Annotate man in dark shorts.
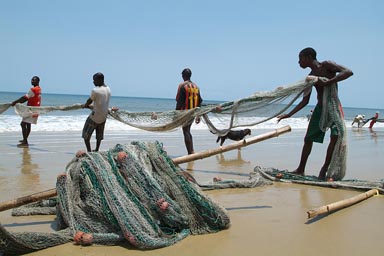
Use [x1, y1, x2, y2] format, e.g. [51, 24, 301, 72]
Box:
[278, 47, 353, 180]
[82, 72, 111, 152]
[175, 68, 203, 154]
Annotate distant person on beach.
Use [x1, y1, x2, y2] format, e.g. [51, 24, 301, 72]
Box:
[277, 47, 353, 180]
[11, 76, 42, 148]
[368, 111, 379, 128]
[176, 68, 203, 154]
[82, 72, 111, 152]
[351, 114, 365, 128]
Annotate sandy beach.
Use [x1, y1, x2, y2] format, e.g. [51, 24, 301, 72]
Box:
[0, 126, 383, 255]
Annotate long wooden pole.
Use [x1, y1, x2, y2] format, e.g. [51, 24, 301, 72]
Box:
[173, 125, 291, 164]
[0, 126, 291, 212]
[307, 189, 379, 219]
[0, 189, 57, 212]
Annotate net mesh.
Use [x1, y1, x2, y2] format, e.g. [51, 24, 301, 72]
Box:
[108, 78, 313, 135]
[1, 78, 352, 178]
[318, 78, 347, 180]
[6, 78, 315, 136]
[256, 166, 384, 194]
[1, 78, 349, 180]
[0, 141, 273, 254]
[0, 103, 11, 114]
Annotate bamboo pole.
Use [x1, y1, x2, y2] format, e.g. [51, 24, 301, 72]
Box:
[173, 125, 291, 164]
[307, 189, 379, 219]
[0, 126, 291, 212]
[0, 189, 57, 212]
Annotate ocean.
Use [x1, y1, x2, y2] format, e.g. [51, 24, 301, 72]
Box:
[0, 91, 383, 133]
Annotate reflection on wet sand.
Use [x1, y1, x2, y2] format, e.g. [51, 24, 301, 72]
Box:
[369, 128, 378, 143]
[216, 150, 251, 167]
[186, 161, 194, 171]
[18, 147, 40, 189]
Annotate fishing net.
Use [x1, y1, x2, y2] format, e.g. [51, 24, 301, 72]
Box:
[0, 103, 11, 114]
[256, 166, 384, 194]
[3, 77, 352, 176]
[107, 78, 315, 135]
[3, 78, 316, 136]
[0, 141, 273, 254]
[1, 77, 350, 180]
[13, 103, 83, 118]
[11, 199, 57, 216]
[318, 78, 347, 180]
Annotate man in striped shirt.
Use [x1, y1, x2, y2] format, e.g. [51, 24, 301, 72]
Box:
[175, 68, 203, 154]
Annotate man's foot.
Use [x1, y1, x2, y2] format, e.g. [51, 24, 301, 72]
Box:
[19, 140, 24, 143]
[318, 167, 327, 181]
[318, 175, 326, 181]
[289, 170, 304, 176]
[17, 142, 29, 148]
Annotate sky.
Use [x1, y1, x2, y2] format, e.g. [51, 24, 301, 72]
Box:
[1, 0, 383, 109]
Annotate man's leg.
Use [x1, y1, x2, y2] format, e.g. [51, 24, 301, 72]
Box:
[318, 135, 338, 180]
[25, 123, 31, 142]
[94, 122, 105, 152]
[84, 138, 92, 152]
[18, 121, 29, 146]
[95, 139, 101, 152]
[182, 124, 194, 154]
[293, 140, 313, 175]
[82, 117, 95, 152]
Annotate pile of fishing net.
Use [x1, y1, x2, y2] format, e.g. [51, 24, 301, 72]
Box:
[0, 141, 271, 255]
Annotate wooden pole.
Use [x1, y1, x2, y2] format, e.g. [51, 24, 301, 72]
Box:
[173, 125, 291, 164]
[0, 189, 57, 212]
[307, 189, 379, 219]
[0, 126, 291, 212]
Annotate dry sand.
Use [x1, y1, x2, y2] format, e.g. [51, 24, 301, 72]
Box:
[0, 127, 383, 255]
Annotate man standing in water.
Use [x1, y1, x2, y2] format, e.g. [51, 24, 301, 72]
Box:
[368, 111, 379, 129]
[278, 48, 353, 180]
[12, 76, 42, 148]
[176, 68, 203, 154]
[82, 72, 111, 152]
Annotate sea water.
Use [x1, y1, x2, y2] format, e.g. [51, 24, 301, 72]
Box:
[0, 91, 383, 133]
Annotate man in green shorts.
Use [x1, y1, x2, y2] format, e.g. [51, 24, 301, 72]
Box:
[278, 47, 353, 180]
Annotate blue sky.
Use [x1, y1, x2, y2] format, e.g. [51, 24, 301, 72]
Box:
[1, 0, 383, 108]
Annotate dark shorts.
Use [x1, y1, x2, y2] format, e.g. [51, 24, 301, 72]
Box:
[305, 105, 339, 143]
[82, 116, 105, 141]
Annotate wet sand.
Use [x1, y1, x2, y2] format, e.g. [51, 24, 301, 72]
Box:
[0, 127, 383, 255]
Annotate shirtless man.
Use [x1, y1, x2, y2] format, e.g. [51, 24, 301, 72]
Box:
[278, 47, 353, 180]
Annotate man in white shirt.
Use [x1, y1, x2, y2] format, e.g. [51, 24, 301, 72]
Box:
[351, 114, 365, 128]
[82, 72, 111, 152]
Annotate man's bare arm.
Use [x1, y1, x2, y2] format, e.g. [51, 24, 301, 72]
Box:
[277, 94, 310, 122]
[317, 61, 353, 86]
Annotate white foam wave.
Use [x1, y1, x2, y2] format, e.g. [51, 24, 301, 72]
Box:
[0, 114, 382, 133]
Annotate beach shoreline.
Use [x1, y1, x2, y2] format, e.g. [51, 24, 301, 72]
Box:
[0, 127, 383, 255]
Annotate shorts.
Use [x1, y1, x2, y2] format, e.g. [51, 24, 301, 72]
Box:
[82, 116, 106, 141]
[22, 116, 38, 124]
[305, 105, 339, 143]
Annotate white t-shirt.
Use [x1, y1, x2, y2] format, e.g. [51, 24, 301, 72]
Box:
[89, 85, 111, 124]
